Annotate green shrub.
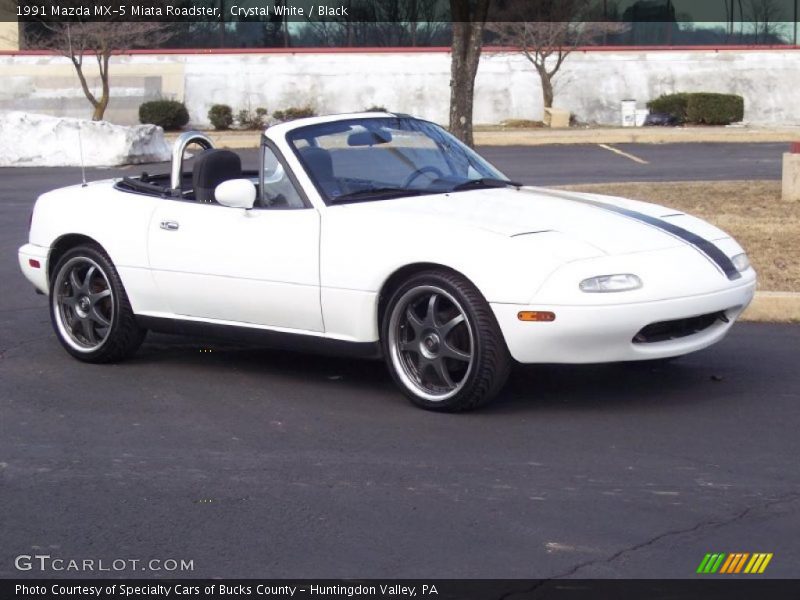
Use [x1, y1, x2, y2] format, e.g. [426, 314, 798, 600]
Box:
[208, 104, 234, 130]
[272, 106, 316, 122]
[646, 93, 690, 123]
[365, 105, 388, 112]
[647, 92, 744, 126]
[138, 100, 189, 130]
[686, 93, 744, 125]
[237, 106, 268, 130]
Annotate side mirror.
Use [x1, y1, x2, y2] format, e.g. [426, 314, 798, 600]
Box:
[215, 179, 256, 209]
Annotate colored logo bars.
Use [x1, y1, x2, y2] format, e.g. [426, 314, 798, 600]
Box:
[697, 553, 773, 574]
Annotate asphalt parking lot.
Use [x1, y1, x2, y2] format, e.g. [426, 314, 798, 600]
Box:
[481, 142, 786, 185]
[0, 141, 787, 192]
[1, 143, 799, 579]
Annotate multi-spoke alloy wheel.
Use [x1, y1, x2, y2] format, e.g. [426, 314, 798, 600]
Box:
[53, 256, 114, 352]
[389, 285, 474, 402]
[50, 245, 146, 363]
[382, 270, 512, 412]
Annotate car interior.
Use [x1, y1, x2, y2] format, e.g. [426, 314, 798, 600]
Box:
[115, 145, 304, 209]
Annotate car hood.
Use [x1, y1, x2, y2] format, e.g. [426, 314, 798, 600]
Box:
[344, 186, 729, 256]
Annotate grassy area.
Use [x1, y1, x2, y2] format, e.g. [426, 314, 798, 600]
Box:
[558, 180, 799, 292]
[498, 119, 545, 129]
[171, 127, 800, 149]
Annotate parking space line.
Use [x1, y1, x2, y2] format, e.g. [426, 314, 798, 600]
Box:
[598, 143, 650, 165]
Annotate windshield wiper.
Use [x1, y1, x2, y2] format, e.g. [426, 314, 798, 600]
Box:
[451, 178, 522, 192]
[329, 187, 427, 204]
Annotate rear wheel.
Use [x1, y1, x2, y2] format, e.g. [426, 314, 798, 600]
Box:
[50, 245, 146, 363]
[382, 270, 511, 412]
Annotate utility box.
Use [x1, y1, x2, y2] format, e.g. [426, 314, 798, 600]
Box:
[543, 107, 570, 129]
[783, 143, 800, 202]
[621, 99, 637, 127]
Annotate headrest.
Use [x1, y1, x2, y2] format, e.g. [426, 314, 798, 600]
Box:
[192, 149, 243, 203]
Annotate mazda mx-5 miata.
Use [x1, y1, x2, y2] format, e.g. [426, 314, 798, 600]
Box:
[18, 113, 756, 411]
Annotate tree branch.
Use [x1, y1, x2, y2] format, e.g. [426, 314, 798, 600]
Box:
[24, 20, 175, 120]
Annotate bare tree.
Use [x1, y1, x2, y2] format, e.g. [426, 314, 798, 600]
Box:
[449, 0, 491, 147]
[409, 1, 450, 46]
[298, 2, 448, 48]
[27, 21, 173, 121]
[745, 0, 785, 43]
[487, 1, 625, 111]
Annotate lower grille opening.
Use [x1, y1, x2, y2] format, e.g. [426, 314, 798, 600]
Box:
[632, 311, 727, 344]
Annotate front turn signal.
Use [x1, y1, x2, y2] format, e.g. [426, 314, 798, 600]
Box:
[517, 311, 556, 322]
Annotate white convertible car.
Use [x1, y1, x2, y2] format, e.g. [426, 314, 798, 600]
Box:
[18, 113, 756, 411]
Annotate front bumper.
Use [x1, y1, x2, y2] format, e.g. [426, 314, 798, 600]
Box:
[18, 243, 49, 295]
[491, 278, 756, 364]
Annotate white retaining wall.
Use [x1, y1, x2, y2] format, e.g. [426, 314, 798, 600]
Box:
[1, 48, 798, 126]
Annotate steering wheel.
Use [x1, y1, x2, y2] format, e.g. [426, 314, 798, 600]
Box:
[403, 166, 445, 188]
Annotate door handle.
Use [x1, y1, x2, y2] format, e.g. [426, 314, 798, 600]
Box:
[160, 221, 180, 231]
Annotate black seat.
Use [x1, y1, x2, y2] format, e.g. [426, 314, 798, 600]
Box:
[192, 149, 242, 203]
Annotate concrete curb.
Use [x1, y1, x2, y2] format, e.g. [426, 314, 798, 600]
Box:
[473, 127, 800, 146]
[166, 131, 256, 149]
[168, 126, 800, 149]
[741, 292, 800, 323]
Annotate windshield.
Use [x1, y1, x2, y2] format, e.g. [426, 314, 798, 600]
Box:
[286, 117, 512, 205]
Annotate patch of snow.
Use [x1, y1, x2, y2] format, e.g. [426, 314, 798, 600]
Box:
[0, 111, 171, 167]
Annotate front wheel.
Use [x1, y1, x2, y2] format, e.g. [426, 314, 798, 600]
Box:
[50, 245, 146, 363]
[382, 270, 511, 412]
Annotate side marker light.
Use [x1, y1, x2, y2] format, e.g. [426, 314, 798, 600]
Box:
[518, 311, 556, 322]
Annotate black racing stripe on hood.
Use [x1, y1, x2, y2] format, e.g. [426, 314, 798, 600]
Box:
[534, 189, 741, 281]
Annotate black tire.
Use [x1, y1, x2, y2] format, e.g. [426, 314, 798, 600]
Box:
[49, 244, 146, 363]
[381, 269, 511, 412]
